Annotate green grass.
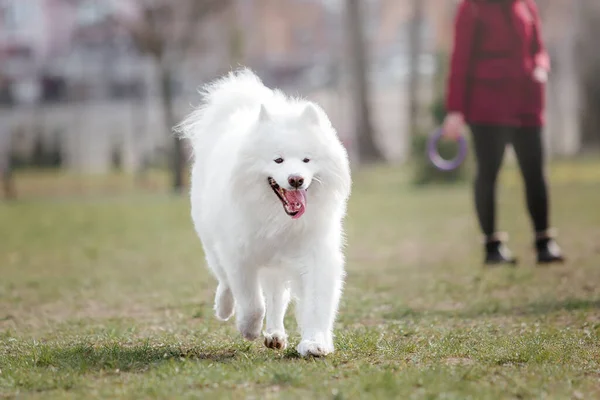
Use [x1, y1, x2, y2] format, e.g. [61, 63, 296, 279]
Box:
[1, 159, 600, 399]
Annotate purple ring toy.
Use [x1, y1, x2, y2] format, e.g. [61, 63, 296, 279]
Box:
[427, 127, 468, 171]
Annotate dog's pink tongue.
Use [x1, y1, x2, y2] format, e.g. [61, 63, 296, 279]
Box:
[284, 189, 307, 219]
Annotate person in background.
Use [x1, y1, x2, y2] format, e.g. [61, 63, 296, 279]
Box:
[443, 0, 565, 266]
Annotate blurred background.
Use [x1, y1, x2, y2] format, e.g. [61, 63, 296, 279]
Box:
[0, 0, 598, 196]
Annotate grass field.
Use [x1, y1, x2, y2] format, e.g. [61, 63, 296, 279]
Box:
[1, 159, 600, 399]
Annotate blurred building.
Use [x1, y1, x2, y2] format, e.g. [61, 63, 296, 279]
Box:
[0, 0, 587, 174]
[0, 0, 72, 105]
[0, 0, 158, 172]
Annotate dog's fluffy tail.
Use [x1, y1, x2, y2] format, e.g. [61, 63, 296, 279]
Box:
[174, 68, 272, 153]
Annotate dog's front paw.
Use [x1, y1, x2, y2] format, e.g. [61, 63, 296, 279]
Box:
[297, 340, 333, 357]
[263, 331, 287, 350]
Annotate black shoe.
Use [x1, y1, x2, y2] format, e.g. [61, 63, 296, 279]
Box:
[484, 237, 518, 266]
[536, 237, 565, 264]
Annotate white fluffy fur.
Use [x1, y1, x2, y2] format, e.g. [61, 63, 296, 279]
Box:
[176, 69, 351, 357]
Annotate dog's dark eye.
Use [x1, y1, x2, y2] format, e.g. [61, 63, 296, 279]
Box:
[274, 158, 284, 164]
[303, 158, 310, 163]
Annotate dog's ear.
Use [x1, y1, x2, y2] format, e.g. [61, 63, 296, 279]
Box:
[258, 104, 271, 122]
[300, 104, 320, 126]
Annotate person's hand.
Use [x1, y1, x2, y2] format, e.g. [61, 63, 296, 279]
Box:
[533, 66, 548, 83]
[442, 112, 465, 141]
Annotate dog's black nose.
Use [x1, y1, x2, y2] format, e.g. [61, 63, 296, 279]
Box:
[288, 175, 304, 188]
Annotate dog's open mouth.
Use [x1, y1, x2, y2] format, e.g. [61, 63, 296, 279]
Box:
[268, 177, 306, 219]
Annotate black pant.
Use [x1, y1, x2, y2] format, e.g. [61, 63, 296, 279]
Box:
[470, 125, 549, 237]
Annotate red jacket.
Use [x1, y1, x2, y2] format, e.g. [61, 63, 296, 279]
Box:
[446, 0, 550, 127]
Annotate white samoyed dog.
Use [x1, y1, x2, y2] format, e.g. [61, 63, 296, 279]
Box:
[176, 69, 351, 357]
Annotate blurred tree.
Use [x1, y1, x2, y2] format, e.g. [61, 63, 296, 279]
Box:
[407, 0, 424, 139]
[577, 0, 600, 151]
[0, 129, 15, 200]
[121, 0, 231, 192]
[227, 5, 244, 66]
[345, 0, 384, 163]
[0, 68, 15, 200]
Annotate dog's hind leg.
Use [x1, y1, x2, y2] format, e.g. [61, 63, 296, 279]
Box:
[261, 271, 290, 350]
[205, 250, 235, 321]
[214, 282, 235, 321]
[225, 263, 265, 341]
